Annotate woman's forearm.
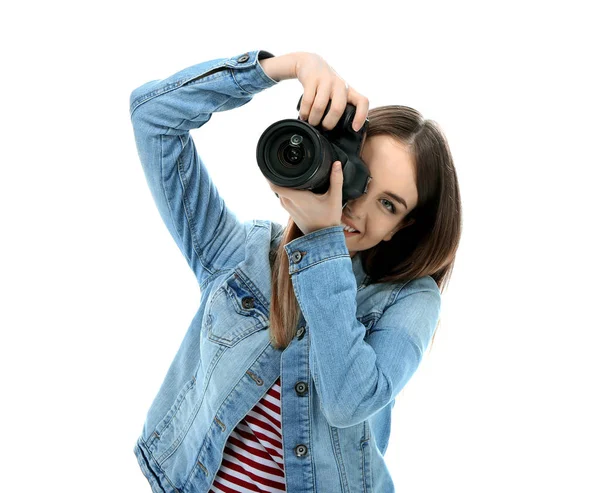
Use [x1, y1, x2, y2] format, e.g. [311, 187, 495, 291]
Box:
[259, 52, 304, 82]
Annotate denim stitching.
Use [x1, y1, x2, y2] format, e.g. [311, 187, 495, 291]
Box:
[199, 269, 231, 292]
[130, 79, 185, 117]
[290, 254, 350, 274]
[175, 134, 213, 278]
[230, 68, 250, 95]
[130, 66, 230, 116]
[157, 134, 198, 274]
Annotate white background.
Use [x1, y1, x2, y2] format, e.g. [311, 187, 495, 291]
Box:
[1, 1, 598, 491]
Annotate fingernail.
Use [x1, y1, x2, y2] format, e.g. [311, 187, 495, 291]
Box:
[353, 122, 361, 132]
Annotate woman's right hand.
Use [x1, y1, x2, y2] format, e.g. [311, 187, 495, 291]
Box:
[294, 52, 369, 133]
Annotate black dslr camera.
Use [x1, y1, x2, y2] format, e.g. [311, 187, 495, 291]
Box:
[256, 95, 371, 209]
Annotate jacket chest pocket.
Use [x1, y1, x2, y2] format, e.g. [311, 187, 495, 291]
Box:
[205, 272, 267, 347]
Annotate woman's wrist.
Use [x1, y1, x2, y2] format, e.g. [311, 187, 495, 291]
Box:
[259, 52, 304, 82]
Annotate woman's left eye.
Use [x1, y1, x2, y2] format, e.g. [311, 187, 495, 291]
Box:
[381, 198, 396, 213]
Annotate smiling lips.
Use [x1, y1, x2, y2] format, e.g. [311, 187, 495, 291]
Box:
[341, 215, 361, 233]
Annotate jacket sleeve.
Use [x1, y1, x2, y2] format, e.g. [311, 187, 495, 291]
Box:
[283, 225, 442, 428]
[129, 49, 278, 290]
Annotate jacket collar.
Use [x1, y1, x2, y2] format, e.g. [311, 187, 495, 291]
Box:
[352, 252, 370, 290]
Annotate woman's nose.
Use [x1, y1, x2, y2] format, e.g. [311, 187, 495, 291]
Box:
[344, 200, 366, 219]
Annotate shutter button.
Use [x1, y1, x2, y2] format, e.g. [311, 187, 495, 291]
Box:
[237, 54, 249, 63]
[294, 444, 308, 457]
[296, 326, 305, 340]
[291, 251, 303, 263]
[241, 297, 255, 309]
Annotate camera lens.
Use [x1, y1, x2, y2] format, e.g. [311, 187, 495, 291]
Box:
[256, 119, 333, 188]
[282, 145, 303, 164]
[279, 134, 306, 167]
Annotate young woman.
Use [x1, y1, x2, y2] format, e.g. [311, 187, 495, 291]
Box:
[130, 49, 461, 493]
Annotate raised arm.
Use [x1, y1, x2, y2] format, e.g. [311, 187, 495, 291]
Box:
[129, 50, 281, 289]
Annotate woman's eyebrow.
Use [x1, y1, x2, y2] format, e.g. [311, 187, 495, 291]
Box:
[364, 161, 408, 209]
[385, 191, 407, 209]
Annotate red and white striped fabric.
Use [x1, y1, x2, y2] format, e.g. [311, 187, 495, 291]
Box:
[209, 376, 287, 492]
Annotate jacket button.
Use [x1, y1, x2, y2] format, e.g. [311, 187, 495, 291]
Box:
[237, 54, 249, 63]
[291, 251, 303, 263]
[295, 381, 308, 396]
[296, 326, 305, 340]
[241, 297, 255, 309]
[294, 444, 308, 457]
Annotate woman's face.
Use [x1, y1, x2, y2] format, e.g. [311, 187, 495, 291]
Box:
[341, 134, 418, 258]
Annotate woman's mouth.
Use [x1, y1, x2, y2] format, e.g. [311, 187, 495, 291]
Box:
[341, 215, 361, 236]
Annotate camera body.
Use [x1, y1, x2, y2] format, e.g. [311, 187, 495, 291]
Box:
[256, 94, 371, 209]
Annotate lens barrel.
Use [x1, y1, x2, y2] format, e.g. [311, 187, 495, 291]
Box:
[256, 119, 335, 193]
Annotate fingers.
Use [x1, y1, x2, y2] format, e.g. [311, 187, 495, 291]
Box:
[348, 87, 369, 131]
[267, 179, 298, 200]
[297, 62, 368, 132]
[298, 84, 316, 122]
[321, 81, 348, 131]
[307, 83, 332, 127]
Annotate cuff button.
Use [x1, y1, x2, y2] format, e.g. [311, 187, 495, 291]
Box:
[237, 54, 249, 63]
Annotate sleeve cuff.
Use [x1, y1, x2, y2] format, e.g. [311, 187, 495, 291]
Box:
[225, 49, 279, 93]
[283, 225, 349, 274]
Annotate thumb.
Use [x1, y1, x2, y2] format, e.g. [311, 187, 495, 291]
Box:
[332, 161, 343, 181]
[329, 160, 343, 197]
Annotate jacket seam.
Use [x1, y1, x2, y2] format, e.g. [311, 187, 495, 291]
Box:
[131, 79, 186, 117]
[185, 68, 229, 87]
[327, 426, 351, 491]
[286, 226, 344, 246]
[234, 269, 269, 315]
[175, 134, 214, 278]
[130, 66, 230, 117]
[395, 285, 438, 303]
[138, 436, 180, 493]
[156, 134, 198, 276]
[290, 253, 350, 274]
[230, 69, 251, 95]
[199, 268, 231, 292]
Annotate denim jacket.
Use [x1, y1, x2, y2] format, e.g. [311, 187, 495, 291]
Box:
[129, 49, 441, 493]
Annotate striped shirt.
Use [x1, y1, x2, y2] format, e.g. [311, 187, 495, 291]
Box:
[209, 377, 286, 492]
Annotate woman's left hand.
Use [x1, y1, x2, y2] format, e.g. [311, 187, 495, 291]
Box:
[267, 161, 344, 235]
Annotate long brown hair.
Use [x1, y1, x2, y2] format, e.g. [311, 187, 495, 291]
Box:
[268, 105, 462, 351]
